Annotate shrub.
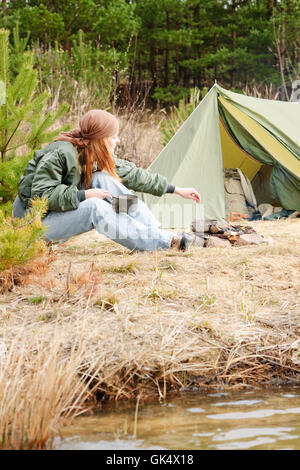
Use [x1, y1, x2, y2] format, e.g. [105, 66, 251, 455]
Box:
[0, 197, 48, 272]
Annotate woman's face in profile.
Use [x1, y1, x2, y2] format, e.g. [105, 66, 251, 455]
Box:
[107, 134, 120, 153]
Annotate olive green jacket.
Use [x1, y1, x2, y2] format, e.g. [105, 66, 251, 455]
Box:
[18, 140, 170, 212]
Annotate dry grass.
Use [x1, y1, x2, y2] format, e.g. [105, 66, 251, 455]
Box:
[0, 252, 52, 293]
[243, 82, 281, 100]
[0, 218, 300, 448]
[0, 329, 101, 449]
[116, 106, 164, 168]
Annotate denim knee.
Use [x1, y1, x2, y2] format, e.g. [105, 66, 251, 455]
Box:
[82, 196, 107, 214]
[12, 196, 26, 218]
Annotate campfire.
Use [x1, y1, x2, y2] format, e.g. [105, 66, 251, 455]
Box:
[191, 220, 265, 247]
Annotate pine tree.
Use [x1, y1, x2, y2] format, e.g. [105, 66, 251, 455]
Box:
[0, 28, 70, 163]
[10, 21, 31, 75]
[0, 27, 70, 210]
[0, 28, 61, 275]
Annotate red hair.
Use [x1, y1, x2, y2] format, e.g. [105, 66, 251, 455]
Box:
[78, 137, 120, 189]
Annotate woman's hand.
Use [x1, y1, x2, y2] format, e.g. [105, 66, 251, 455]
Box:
[174, 187, 200, 203]
[85, 188, 111, 200]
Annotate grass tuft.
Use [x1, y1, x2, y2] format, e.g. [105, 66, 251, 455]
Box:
[28, 296, 44, 305]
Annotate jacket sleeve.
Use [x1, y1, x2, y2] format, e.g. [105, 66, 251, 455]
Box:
[114, 157, 169, 197]
[30, 149, 82, 212]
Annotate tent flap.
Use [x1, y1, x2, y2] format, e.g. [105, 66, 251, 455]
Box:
[145, 85, 226, 227]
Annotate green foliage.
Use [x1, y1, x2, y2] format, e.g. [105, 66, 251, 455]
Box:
[0, 28, 70, 163]
[0, 27, 70, 211]
[0, 197, 48, 272]
[161, 87, 208, 146]
[28, 296, 44, 304]
[10, 4, 65, 44]
[4, 0, 139, 49]
[9, 21, 31, 75]
[33, 30, 127, 111]
[92, 0, 141, 47]
[152, 86, 190, 106]
[0, 152, 33, 210]
[2, 1, 300, 105]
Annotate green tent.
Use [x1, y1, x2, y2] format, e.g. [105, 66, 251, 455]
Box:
[144, 84, 300, 228]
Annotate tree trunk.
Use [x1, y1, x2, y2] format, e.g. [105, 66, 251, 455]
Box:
[164, 11, 169, 88]
[2, 0, 7, 25]
[272, 4, 289, 100]
[175, 20, 179, 85]
[149, 21, 157, 92]
[183, 14, 190, 89]
[130, 35, 138, 102]
[231, 0, 237, 88]
[65, 30, 71, 54]
[213, 1, 218, 81]
[138, 48, 142, 86]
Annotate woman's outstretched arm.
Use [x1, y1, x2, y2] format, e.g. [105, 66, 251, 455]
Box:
[114, 156, 200, 202]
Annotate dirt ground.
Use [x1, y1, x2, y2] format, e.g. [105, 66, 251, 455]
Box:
[1, 218, 300, 398]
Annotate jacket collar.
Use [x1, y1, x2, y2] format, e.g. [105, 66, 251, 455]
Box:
[34, 140, 77, 159]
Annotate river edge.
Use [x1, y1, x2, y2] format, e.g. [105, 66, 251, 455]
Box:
[0, 219, 300, 448]
[55, 385, 300, 450]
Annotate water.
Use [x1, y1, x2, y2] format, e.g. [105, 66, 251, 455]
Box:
[55, 387, 300, 450]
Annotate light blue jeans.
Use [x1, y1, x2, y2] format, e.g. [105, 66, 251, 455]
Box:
[13, 171, 174, 252]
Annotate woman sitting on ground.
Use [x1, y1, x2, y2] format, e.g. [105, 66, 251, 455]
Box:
[13, 109, 200, 252]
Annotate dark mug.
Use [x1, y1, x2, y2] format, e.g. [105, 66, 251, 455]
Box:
[112, 194, 138, 214]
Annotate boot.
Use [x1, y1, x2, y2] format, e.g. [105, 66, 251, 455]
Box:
[171, 233, 204, 251]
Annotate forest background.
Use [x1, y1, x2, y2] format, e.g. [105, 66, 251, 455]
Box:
[1, 0, 300, 108]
